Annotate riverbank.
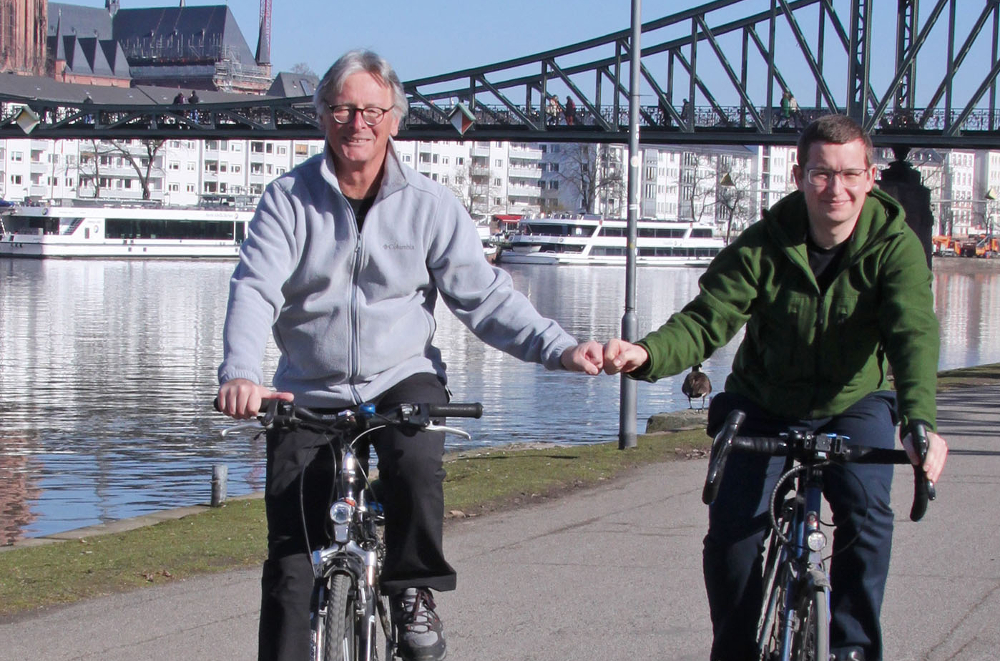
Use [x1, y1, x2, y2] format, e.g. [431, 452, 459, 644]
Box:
[0, 419, 711, 617]
[1, 364, 993, 618]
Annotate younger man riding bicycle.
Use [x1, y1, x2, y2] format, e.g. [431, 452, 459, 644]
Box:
[604, 114, 947, 661]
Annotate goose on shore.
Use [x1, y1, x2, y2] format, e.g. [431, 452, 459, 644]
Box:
[682, 364, 712, 410]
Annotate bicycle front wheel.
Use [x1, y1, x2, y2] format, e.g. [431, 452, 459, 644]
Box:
[790, 587, 829, 661]
[323, 573, 357, 661]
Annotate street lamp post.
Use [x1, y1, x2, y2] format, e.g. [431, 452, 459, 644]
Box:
[619, 0, 641, 450]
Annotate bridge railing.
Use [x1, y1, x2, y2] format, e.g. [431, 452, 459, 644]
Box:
[6, 93, 1000, 147]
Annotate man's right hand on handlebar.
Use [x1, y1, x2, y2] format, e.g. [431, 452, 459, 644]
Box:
[902, 428, 948, 485]
[217, 378, 295, 420]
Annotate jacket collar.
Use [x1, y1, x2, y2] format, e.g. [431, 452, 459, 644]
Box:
[765, 186, 907, 269]
[318, 139, 408, 202]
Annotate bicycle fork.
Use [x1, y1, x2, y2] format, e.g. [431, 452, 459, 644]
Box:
[310, 447, 386, 661]
[777, 474, 831, 661]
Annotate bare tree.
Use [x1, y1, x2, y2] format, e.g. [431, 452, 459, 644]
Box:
[445, 163, 489, 219]
[109, 139, 166, 200]
[717, 168, 758, 243]
[685, 154, 721, 224]
[556, 143, 626, 215]
[290, 62, 316, 76]
[78, 139, 113, 198]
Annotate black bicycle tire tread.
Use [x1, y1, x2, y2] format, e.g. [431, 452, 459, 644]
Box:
[323, 573, 355, 661]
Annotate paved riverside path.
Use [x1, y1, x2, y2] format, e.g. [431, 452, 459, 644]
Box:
[3, 386, 999, 661]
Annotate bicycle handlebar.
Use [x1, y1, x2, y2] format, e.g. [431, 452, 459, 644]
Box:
[425, 403, 484, 418]
[214, 397, 483, 432]
[702, 409, 933, 522]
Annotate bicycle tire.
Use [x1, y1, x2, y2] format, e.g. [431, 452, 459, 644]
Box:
[790, 587, 829, 661]
[757, 561, 788, 661]
[323, 573, 357, 661]
[757, 499, 795, 661]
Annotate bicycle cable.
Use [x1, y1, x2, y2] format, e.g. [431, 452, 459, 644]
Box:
[819, 463, 872, 563]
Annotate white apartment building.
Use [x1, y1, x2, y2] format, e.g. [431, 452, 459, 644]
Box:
[7, 134, 997, 240]
[467, 141, 545, 219]
[757, 145, 797, 211]
[639, 149, 681, 220]
[974, 150, 1000, 233]
[941, 150, 977, 236]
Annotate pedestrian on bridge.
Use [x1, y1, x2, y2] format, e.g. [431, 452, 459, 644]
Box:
[564, 95, 576, 125]
[216, 48, 604, 661]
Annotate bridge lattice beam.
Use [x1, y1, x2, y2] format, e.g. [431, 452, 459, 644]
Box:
[3, 0, 1000, 148]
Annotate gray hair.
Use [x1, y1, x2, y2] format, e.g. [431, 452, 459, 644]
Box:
[313, 50, 408, 123]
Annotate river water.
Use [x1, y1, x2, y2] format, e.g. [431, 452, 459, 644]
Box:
[1, 257, 998, 543]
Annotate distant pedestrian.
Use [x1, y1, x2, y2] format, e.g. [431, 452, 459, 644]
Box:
[564, 96, 576, 126]
[188, 90, 200, 104]
[659, 98, 671, 126]
[173, 92, 186, 105]
[681, 98, 692, 126]
[546, 95, 561, 125]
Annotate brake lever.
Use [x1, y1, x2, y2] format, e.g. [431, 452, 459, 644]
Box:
[426, 423, 472, 441]
[220, 421, 262, 438]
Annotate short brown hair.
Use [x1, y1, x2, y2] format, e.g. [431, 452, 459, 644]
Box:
[796, 114, 873, 167]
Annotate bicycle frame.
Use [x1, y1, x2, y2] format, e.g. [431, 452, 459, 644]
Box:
[310, 433, 391, 661]
[758, 456, 831, 661]
[705, 408, 931, 661]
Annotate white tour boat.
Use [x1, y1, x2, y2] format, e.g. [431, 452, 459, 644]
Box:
[498, 214, 726, 266]
[0, 202, 254, 259]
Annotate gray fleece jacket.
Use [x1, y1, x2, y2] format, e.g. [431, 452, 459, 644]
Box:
[218, 143, 577, 407]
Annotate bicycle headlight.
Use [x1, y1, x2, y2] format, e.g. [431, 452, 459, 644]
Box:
[806, 530, 827, 552]
[330, 500, 354, 526]
[330, 500, 354, 544]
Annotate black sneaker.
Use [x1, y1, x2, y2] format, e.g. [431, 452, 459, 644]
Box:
[392, 588, 446, 661]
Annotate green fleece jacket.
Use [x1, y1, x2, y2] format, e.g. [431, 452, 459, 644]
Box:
[634, 187, 940, 430]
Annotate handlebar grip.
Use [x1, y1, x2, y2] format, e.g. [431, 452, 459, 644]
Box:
[703, 409, 746, 505]
[908, 422, 935, 522]
[426, 403, 483, 418]
[213, 396, 221, 412]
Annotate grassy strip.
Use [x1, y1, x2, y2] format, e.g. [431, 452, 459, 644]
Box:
[937, 362, 1000, 390]
[5, 362, 995, 618]
[0, 427, 710, 617]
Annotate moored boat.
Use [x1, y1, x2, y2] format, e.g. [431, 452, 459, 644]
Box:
[0, 202, 254, 259]
[498, 214, 725, 266]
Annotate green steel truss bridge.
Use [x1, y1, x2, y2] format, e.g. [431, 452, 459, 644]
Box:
[3, 0, 1000, 148]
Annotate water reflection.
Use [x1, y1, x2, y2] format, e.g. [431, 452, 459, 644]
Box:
[1, 258, 999, 541]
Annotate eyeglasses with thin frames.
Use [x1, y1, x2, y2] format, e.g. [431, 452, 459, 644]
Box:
[326, 104, 393, 126]
[805, 167, 870, 188]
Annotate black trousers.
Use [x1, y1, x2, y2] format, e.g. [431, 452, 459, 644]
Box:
[258, 373, 455, 661]
[703, 391, 897, 661]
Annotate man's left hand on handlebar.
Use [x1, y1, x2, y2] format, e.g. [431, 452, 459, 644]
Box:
[902, 429, 948, 485]
[217, 377, 295, 420]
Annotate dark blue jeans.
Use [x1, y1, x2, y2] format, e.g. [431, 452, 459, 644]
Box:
[703, 391, 898, 661]
[257, 373, 455, 661]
